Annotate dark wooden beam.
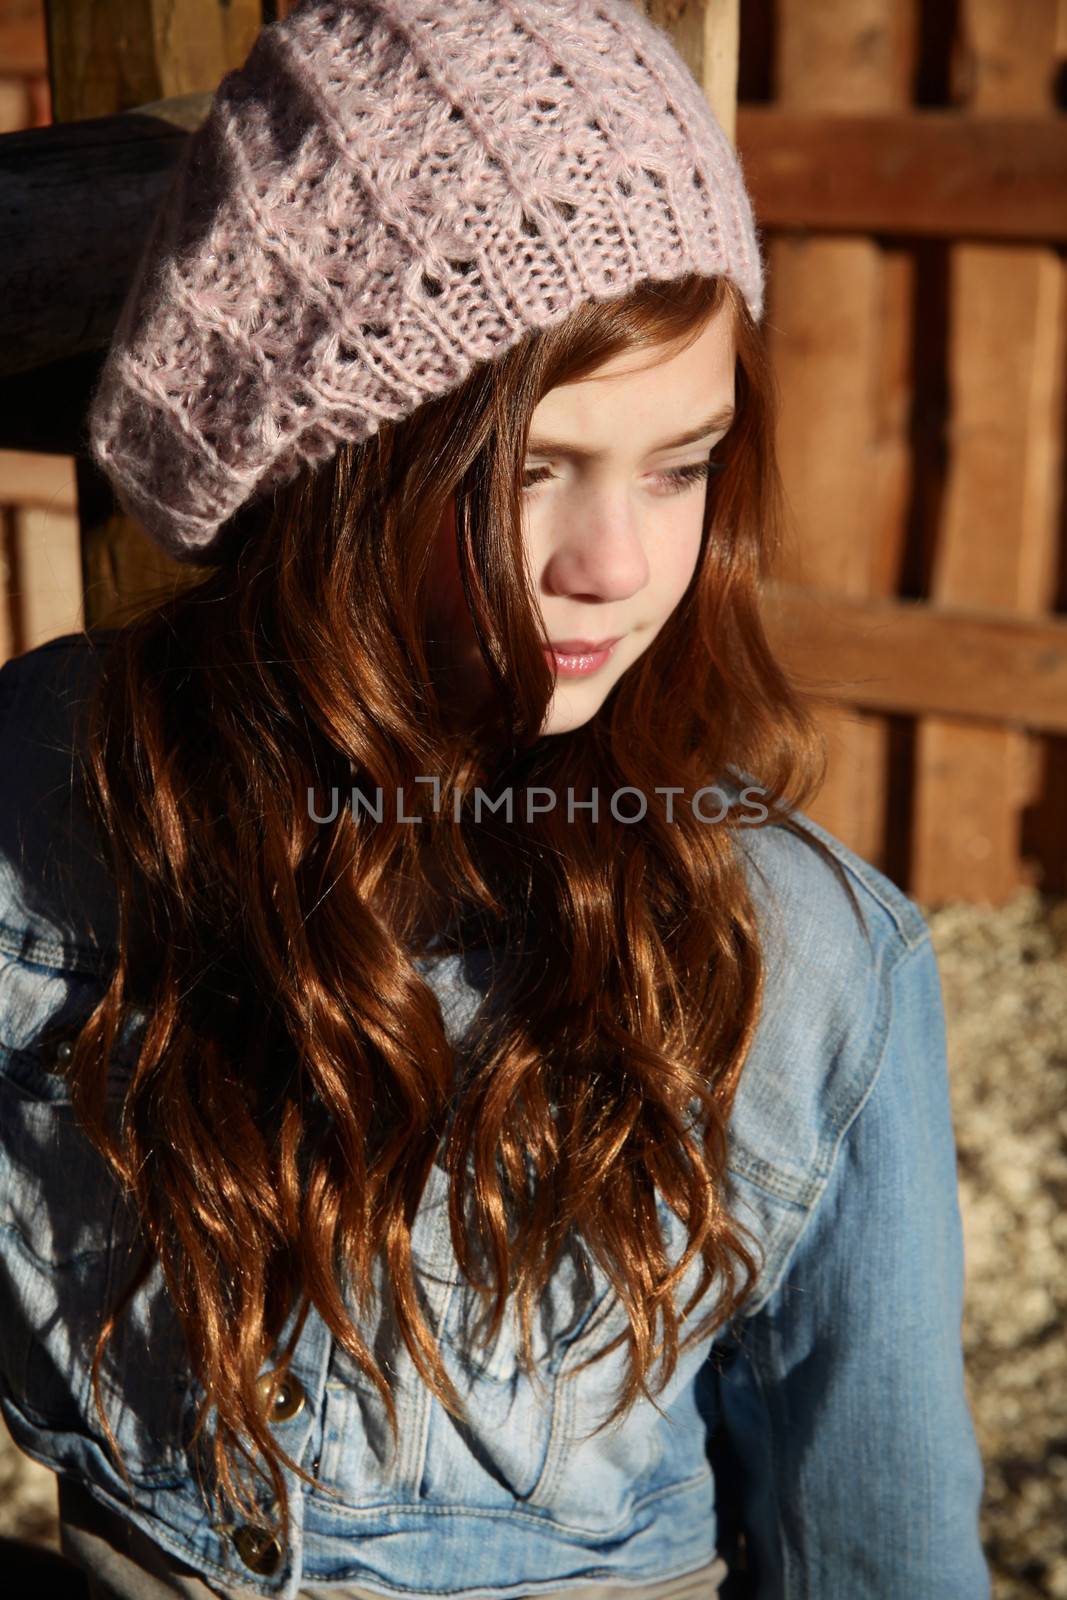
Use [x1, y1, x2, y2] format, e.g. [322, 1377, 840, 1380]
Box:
[4, 97, 1065, 390]
[41, 0, 261, 624]
[737, 108, 1067, 242]
[0, 93, 211, 382]
[763, 583, 1067, 736]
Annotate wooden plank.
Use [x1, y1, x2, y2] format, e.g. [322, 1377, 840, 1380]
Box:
[0, 97, 209, 379]
[0, 78, 33, 134]
[1023, 0, 1067, 894]
[911, 0, 1064, 905]
[916, 727, 1034, 893]
[642, 1, 740, 147]
[0, 1, 48, 76]
[767, 0, 916, 868]
[0, 506, 16, 661]
[8, 93, 1063, 378]
[736, 109, 1067, 243]
[0, 449, 77, 510]
[762, 584, 1067, 735]
[8, 503, 82, 652]
[9, 94, 1064, 382]
[41, 1, 262, 632]
[43, 0, 261, 121]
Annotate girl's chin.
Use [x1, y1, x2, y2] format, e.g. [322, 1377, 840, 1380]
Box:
[432, 653, 613, 739]
[540, 685, 609, 736]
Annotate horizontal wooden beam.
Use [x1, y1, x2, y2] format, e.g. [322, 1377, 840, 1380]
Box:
[0, 91, 211, 380]
[737, 108, 1067, 242]
[0, 448, 77, 509]
[0, 7, 47, 77]
[763, 583, 1067, 735]
[3, 93, 1064, 387]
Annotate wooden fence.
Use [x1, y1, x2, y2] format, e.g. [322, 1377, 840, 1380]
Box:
[737, 0, 1067, 906]
[0, 3, 82, 659]
[1, 0, 1065, 904]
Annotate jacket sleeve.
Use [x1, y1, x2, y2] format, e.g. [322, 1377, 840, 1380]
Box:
[713, 933, 990, 1598]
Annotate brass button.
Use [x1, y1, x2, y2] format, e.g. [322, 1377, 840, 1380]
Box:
[232, 1523, 283, 1575]
[256, 1368, 305, 1422]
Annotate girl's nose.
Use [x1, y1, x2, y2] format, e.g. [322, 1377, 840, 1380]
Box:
[540, 514, 650, 603]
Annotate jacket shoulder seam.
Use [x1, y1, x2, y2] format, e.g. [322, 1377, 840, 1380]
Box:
[729, 928, 928, 1206]
[732, 931, 931, 1314]
[775, 811, 929, 952]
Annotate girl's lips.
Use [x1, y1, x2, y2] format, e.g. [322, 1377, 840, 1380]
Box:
[547, 637, 621, 652]
[543, 638, 622, 677]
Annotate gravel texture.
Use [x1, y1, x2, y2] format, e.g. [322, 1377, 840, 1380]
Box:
[1, 888, 1064, 1597]
[926, 889, 1067, 1600]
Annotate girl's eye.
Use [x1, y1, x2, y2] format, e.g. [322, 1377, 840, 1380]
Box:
[520, 458, 725, 496]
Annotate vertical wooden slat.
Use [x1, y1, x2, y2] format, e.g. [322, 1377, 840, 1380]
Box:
[43, 0, 261, 121]
[42, 0, 262, 630]
[0, 0, 79, 658]
[0, 504, 17, 662]
[1021, 0, 1067, 896]
[9, 504, 82, 652]
[0, 451, 77, 513]
[765, 0, 917, 869]
[911, 0, 1065, 904]
[0, 453, 79, 660]
[643, 0, 740, 146]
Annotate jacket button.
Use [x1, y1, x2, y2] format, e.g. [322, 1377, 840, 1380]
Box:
[256, 1368, 305, 1421]
[232, 1523, 283, 1574]
[39, 1025, 81, 1073]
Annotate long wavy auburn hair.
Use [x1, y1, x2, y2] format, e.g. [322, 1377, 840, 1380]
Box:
[65, 269, 867, 1548]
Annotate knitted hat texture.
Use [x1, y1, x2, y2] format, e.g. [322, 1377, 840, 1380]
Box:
[87, 0, 765, 565]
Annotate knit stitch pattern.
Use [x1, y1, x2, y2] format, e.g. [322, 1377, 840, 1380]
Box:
[86, 0, 765, 564]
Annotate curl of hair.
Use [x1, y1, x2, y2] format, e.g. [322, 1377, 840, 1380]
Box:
[65, 271, 868, 1550]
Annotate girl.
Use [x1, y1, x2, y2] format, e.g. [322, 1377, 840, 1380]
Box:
[0, 1, 988, 1596]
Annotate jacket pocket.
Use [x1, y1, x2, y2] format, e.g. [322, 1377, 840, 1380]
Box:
[425, 1185, 717, 1509]
[0, 951, 192, 1488]
[420, 1228, 620, 1504]
[437, 1178, 719, 1389]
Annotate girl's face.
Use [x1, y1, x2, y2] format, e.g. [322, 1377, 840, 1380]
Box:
[426, 302, 737, 736]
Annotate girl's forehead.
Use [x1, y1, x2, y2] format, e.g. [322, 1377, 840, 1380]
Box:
[529, 321, 737, 457]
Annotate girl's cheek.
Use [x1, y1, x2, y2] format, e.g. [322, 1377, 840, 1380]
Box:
[658, 523, 703, 604]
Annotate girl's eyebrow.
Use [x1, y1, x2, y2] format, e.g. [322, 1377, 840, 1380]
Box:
[526, 405, 736, 460]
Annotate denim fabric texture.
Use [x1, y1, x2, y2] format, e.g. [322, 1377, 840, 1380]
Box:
[0, 635, 990, 1599]
[57, 1472, 729, 1599]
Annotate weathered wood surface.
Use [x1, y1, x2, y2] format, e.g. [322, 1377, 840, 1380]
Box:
[42, 0, 260, 624]
[736, 109, 1067, 243]
[763, 583, 1067, 737]
[765, 0, 917, 871]
[911, 0, 1065, 905]
[0, 93, 210, 380]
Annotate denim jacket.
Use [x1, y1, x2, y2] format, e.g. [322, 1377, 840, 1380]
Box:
[0, 633, 989, 1599]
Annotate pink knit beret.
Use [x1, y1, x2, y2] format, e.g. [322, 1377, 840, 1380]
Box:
[86, 0, 765, 565]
